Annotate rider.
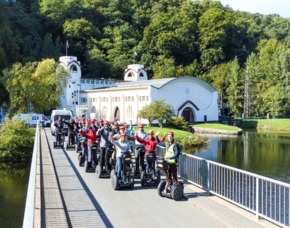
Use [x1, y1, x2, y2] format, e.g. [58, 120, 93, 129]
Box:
[65, 117, 76, 145]
[156, 131, 181, 185]
[87, 120, 98, 168]
[134, 124, 147, 173]
[97, 120, 114, 173]
[54, 116, 64, 144]
[109, 132, 132, 183]
[135, 130, 158, 179]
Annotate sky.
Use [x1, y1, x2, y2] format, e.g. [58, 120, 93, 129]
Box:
[219, 0, 290, 18]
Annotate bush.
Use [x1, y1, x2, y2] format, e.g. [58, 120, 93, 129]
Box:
[0, 117, 35, 164]
[166, 116, 189, 131]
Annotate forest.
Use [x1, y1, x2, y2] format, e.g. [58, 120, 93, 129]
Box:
[1, 0, 290, 118]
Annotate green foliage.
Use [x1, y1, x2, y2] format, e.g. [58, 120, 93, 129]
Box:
[166, 116, 189, 131]
[2, 59, 69, 116]
[0, 117, 35, 164]
[3, 0, 290, 118]
[138, 100, 175, 128]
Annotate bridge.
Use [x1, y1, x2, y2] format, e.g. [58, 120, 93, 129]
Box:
[22, 126, 288, 228]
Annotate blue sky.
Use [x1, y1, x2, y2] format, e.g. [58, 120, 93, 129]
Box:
[219, 0, 290, 18]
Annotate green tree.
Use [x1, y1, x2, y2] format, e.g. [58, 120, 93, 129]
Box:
[2, 59, 68, 116]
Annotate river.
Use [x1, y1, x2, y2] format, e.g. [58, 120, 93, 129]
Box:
[0, 166, 30, 228]
[193, 130, 290, 184]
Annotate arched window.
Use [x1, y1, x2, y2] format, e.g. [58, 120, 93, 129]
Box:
[114, 107, 120, 120]
[128, 72, 134, 78]
[70, 64, 78, 72]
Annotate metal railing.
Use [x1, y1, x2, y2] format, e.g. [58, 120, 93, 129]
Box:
[23, 123, 40, 228]
[157, 146, 290, 228]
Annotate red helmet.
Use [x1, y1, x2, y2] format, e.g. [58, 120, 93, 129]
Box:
[148, 130, 154, 135]
[138, 123, 144, 128]
[99, 118, 103, 122]
[104, 120, 109, 125]
[167, 131, 174, 136]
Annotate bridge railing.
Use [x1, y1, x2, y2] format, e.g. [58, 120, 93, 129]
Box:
[23, 123, 40, 228]
[157, 146, 290, 228]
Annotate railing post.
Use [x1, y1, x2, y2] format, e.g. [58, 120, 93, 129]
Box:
[256, 177, 259, 219]
[207, 162, 210, 195]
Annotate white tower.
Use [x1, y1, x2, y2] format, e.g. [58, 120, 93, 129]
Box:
[57, 56, 81, 116]
[124, 64, 148, 81]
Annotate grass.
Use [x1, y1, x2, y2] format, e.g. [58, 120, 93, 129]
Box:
[192, 123, 241, 132]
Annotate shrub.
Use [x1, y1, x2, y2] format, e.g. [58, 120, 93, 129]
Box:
[166, 116, 189, 131]
[0, 117, 35, 164]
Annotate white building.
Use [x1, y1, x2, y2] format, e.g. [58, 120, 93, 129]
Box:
[57, 56, 116, 117]
[57, 56, 219, 124]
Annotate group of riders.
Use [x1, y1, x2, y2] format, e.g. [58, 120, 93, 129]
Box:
[53, 115, 181, 196]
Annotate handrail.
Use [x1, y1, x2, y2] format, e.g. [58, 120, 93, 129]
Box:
[157, 145, 290, 227]
[22, 122, 39, 228]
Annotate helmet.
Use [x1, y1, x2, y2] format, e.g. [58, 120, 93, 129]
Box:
[99, 118, 104, 122]
[104, 120, 109, 125]
[167, 131, 174, 136]
[148, 130, 154, 135]
[114, 121, 118, 125]
[119, 126, 125, 130]
[138, 123, 144, 128]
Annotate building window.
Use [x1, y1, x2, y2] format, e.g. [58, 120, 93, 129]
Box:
[101, 106, 107, 119]
[128, 72, 134, 78]
[126, 106, 133, 118]
[70, 65, 78, 72]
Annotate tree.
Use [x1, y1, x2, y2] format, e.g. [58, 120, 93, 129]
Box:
[2, 59, 69, 116]
[138, 99, 175, 128]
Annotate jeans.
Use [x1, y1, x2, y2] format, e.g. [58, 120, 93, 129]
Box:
[116, 157, 122, 179]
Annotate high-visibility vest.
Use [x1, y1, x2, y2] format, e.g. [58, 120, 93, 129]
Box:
[165, 143, 176, 164]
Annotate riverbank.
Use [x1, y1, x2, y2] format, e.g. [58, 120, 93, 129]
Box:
[192, 123, 243, 135]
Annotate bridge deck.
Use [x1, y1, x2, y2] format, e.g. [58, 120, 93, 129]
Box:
[37, 128, 277, 228]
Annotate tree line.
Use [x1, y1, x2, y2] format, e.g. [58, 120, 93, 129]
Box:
[1, 0, 290, 118]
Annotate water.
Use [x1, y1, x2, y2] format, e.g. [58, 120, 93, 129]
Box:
[0, 166, 30, 227]
[193, 130, 290, 184]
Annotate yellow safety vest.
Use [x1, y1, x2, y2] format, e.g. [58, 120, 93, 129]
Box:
[165, 143, 176, 164]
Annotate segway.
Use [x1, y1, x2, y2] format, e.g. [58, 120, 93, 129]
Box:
[85, 141, 99, 173]
[53, 129, 65, 149]
[132, 145, 145, 178]
[66, 131, 76, 150]
[96, 145, 114, 178]
[78, 135, 88, 167]
[111, 151, 135, 190]
[157, 158, 184, 201]
[140, 151, 161, 187]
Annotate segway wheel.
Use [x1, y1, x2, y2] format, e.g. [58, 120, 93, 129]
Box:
[85, 161, 89, 172]
[171, 183, 184, 201]
[140, 171, 146, 187]
[157, 180, 166, 197]
[156, 170, 161, 184]
[111, 172, 118, 190]
[129, 180, 134, 189]
[78, 154, 84, 167]
[96, 165, 102, 178]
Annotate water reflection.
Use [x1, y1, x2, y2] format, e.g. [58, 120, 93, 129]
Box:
[0, 166, 30, 227]
[193, 130, 290, 184]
